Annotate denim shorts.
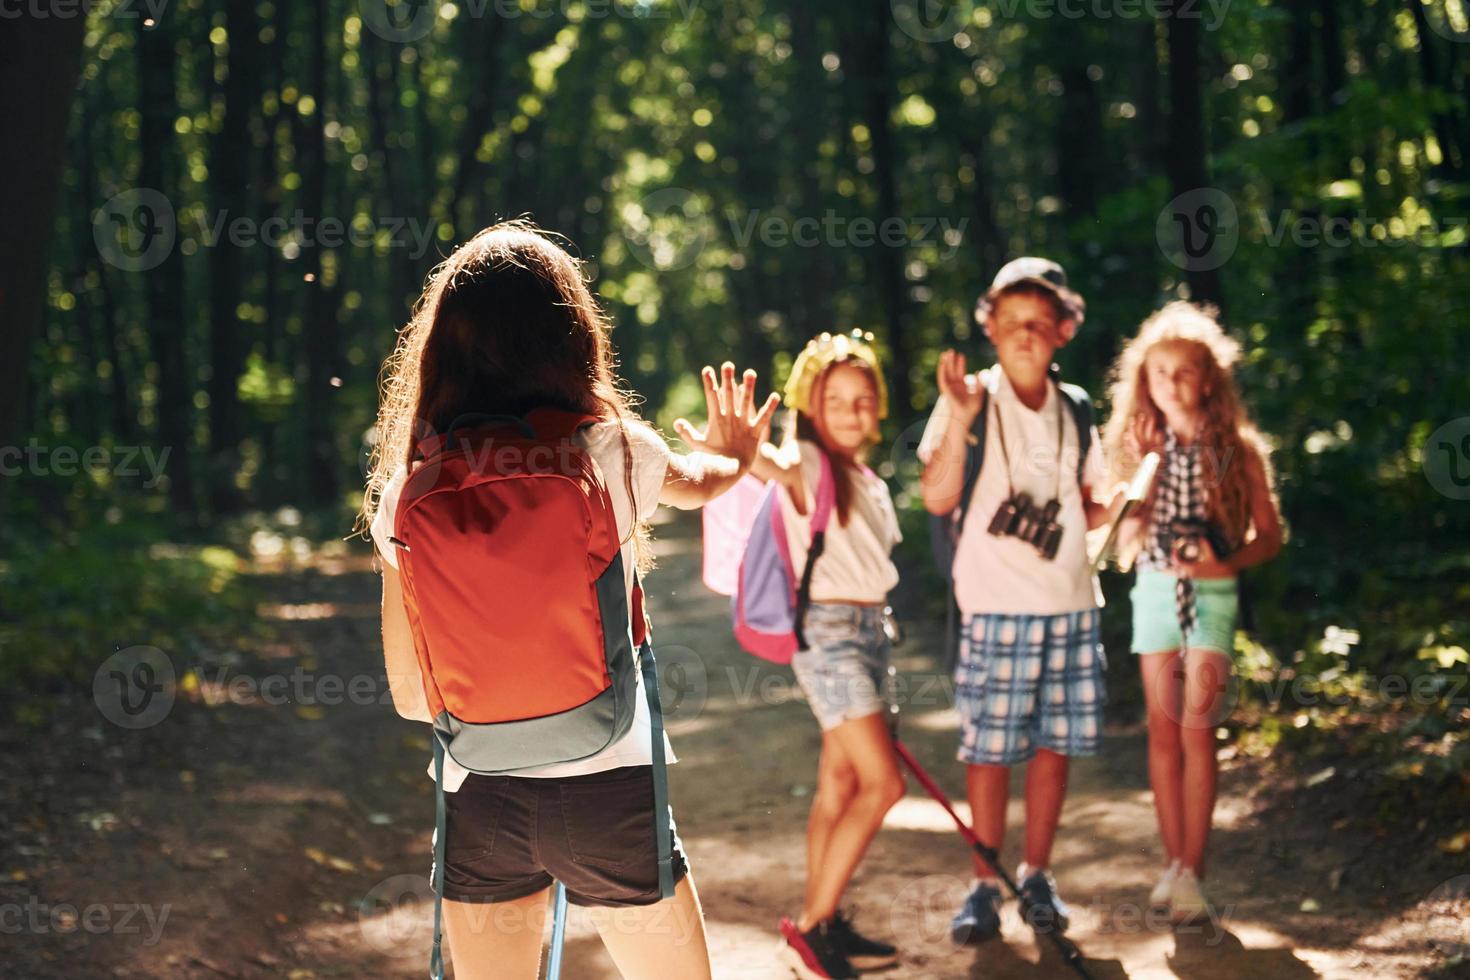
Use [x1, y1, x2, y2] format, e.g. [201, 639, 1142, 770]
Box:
[954, 608, 1106, 766]
[791, 602, 895, 732]
[1130, 569, 1240, 656]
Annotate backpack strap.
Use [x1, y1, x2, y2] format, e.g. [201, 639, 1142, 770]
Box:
[927, 383, 989, 585]
[792, 450, 836, 652]
[1057, 382, 1095, 489]
[630, 569, 675, 900]
[953, 386, 992, 540]
[640, 635, 675, 900]
[430, 733, 447, 980]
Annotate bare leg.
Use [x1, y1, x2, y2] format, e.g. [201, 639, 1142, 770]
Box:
[1140, 650, 1185, 865]
[590, 874, 712, 980]
[1179, 650, 1232, 877]
[803, 734, 858, 916]
[443, 888, 551, 980]
[1022, 749, 1069, 870]
[797, 712, 905, 929]
[964, 763, 1010, 878]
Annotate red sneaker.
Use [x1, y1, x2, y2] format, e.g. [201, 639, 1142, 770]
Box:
[778, 915, 857, 979]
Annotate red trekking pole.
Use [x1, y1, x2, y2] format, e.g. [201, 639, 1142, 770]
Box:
[890, 721, 1095, 980]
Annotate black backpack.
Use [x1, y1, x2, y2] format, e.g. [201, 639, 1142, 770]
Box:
[927, 370, 1096, 670]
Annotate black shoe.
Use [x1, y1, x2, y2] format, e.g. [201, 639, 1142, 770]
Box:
[830, 909, 898, 969]
[1018, 865, 1071, 935]
[780, 915, 857, 979]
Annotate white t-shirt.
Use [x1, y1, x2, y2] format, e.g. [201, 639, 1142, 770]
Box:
[370, 418, 677, 791]
[918, 367, 1106, 616]
[778, 440, 901, 604]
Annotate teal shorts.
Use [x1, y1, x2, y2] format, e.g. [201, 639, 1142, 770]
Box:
[1130, 569, 1239, 656]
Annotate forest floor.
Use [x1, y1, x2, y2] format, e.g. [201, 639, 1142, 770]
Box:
[4, 510, 1468, 980]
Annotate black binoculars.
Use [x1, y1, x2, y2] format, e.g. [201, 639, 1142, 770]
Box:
[987, 492, 1065, 561]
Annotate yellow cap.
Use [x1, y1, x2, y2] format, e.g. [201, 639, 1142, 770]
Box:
[783, 330, 889, 420]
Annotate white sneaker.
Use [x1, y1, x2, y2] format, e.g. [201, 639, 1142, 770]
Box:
[1149, 859, 1182, 908]
[1169, 867, 1211, 921]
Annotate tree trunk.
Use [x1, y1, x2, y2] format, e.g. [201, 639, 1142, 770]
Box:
[1406, 0, 1467, 179]
[0, 14, 88, 466]
[849, 0, 911, 414]
[138, 15, 196, 512]
[364, 31, 419, 314]
[1056, 62, 1103, 219]
[448, 12, 510, 235]
[208, 0, 259, 511]
[788, 3, 836, 335]
[301, 0, 341, 507]
[1164, 6, 1224, 310]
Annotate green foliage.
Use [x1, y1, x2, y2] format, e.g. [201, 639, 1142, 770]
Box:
[0, 476, 264, 696]
[20, 2, 1470, 769]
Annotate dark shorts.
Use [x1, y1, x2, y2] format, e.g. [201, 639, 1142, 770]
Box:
[432, 765, 690, 908]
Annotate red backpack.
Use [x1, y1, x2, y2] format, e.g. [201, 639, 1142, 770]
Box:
[388, 409, 673, 979]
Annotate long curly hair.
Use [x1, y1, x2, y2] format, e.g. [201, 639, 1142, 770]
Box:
[357, 219, 652, 570]
[1102, 301, 1277, 552]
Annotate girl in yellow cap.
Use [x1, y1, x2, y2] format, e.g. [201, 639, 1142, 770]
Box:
[725, 331, 905, 979]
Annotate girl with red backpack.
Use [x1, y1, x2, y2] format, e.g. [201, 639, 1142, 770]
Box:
[361, 220, 777, 980]
[714, 331, 905, 980]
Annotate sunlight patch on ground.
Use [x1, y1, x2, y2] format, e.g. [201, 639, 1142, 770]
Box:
[1212, 791, 1252, 829]
[900, 706, 961, 732]
[213, 783, 349, 809]
[705, 920, 789, 978]
[259, 601, 341, 620]
[883, 795, 973, 834]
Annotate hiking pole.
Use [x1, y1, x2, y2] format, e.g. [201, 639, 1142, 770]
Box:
[546, 881, 569, 980]
[891, 738, 1095, 980]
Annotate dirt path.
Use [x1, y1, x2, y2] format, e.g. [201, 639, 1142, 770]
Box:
[5, 511, 1465, 979]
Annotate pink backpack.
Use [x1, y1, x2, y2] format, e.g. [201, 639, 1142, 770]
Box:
[702, 452, 835, 663]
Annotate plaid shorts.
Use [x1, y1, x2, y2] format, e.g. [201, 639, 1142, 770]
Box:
[954, 608, 1106, 766]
